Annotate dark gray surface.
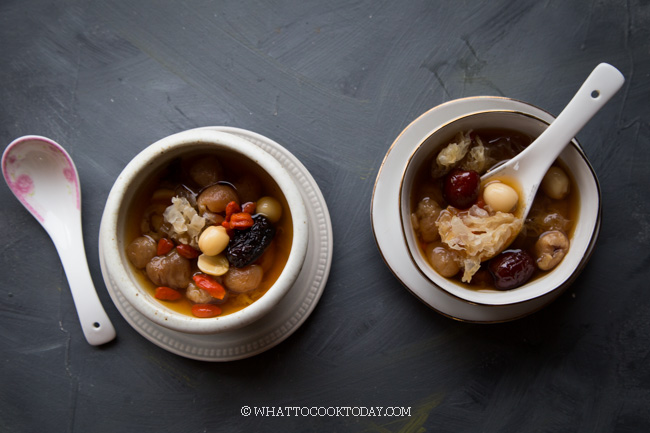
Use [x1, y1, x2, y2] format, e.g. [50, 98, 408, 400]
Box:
[1, 0, 649, 431]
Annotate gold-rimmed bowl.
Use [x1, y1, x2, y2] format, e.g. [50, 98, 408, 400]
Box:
[399, 109, 601, 307]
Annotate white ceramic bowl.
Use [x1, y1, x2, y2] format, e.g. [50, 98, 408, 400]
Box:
[400, 109, 600, 307]
[99, 129, 309, 334]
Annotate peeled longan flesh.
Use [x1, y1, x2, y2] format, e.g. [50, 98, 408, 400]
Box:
[412, 197, 442, 243]
[426, 242, 460, 278]
[223, 265, 264, 293]
[197, 184, 239, 213]
[256, 196, 282, 223]
[541, 166, 570, 200]
[483, 182, 518, 213]
[186, 282, 214, 304]
[145, 250, 191, 289]
[126, 236, 157, 269]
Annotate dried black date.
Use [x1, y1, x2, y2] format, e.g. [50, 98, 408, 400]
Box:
[226, 215, 276, 268]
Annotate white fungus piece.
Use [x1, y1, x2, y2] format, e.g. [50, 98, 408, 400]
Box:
[460, 135, 489, 173]
[411, 197, 443, 242]
[436, 205, 523, 282]
[162, 196, 206, 248]
[431, 131, 472, 178]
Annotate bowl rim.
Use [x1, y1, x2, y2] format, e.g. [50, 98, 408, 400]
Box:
[398, 108, 602, 307]
[99, 129, 309, 334]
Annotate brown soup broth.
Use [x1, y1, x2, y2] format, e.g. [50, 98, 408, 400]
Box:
[125, 150, 293, 316]
[410, 128, 579, 291]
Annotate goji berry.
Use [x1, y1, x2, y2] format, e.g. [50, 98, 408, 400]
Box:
[225, 201, 241, 221]
[176, 244, 200, 259]
[192, 273, 226, 299]
[154, 286, 182, 301]
[191, 304, 222, 318]
[157, 238, 174, 255]
[229, 212, 254, 229]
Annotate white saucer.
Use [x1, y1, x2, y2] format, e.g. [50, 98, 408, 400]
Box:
[104, 126, 333, 361]
[371, 97, 575, 323]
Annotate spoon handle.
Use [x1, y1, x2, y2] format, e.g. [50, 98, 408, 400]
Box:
[516, 63, 625, 180]
[54, 220, 117, 346]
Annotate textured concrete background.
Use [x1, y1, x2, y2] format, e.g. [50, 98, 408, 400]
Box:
[1, 0, 649, 431]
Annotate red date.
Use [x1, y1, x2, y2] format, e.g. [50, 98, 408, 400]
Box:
[488, 249, 536, 290]
[443, 169, 480, 209]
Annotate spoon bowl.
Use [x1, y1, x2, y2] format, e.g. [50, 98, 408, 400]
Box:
[481, 63, 625, 220]
[2, 136, 116, 346]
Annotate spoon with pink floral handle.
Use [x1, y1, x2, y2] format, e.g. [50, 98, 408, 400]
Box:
[2, 135, 116, 345]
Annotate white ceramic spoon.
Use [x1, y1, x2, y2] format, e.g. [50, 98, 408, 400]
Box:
[2, 136, 116, 346]
[482, 63, 625, 219]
